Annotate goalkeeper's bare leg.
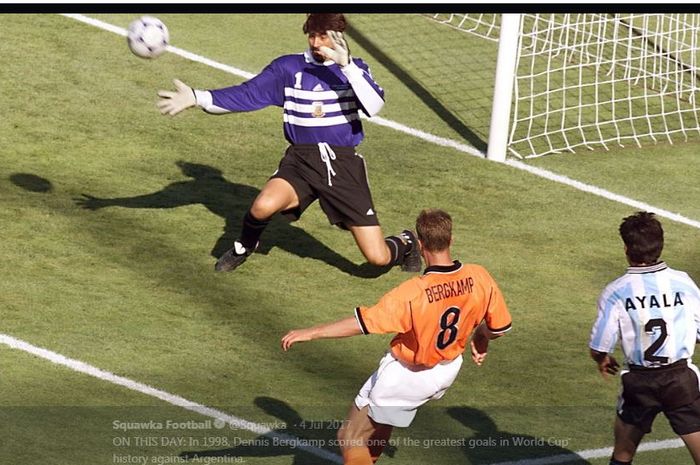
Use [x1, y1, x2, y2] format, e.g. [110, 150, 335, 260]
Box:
[215, 178, 420, 273]
[349, 226, 421, 272]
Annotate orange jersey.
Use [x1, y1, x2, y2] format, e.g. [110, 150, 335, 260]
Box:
[355, 261, 511, 368]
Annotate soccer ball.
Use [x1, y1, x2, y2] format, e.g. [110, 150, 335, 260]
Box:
[127, 16, 169, 59]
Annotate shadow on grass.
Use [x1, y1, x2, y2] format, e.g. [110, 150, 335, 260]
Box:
[179, 396, 352, 465]
[68, 161, 390, 279]
[446, 406, 591, 464]
[179, 401, 590, 464]
[7, 168, 391, 381]
[9, 173, 53, 193]
[345, 23, 487, 152]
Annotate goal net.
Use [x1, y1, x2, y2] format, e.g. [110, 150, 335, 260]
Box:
[429, 14, 700, 159]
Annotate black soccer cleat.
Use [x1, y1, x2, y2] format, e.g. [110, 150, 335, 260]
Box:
[214, 241, 258, 272]
[400, 230, 421, 272]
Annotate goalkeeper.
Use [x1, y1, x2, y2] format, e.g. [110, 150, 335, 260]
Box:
[157, 13, 420, 274]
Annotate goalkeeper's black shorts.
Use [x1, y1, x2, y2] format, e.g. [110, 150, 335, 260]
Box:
[271, 143, 380, 230]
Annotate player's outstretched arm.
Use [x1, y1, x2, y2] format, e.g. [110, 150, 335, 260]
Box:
[74, 194, 111, 210]
[281, 317, 362, 351]
[157, 79, 196, 116]
[590, 349, 620, 379]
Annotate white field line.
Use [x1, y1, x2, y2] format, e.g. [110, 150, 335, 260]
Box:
[61, 14, 256, 79]
[61, 13, 700, 231]
[0, 333, 343, 464]
[1, 331, 685, 465]
[54, 14, 697, 463]
[487, 438, 684, 465]
[504, 160, 700, 230]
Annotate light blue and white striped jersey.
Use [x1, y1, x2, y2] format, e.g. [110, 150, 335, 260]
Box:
[589, 262, 700, 368]
[193, 50, 385, 147]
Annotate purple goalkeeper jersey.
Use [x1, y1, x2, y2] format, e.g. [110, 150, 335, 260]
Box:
[205, 50, 385, 147]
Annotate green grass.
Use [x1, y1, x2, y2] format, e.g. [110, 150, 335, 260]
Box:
[1, 13, 700, 465]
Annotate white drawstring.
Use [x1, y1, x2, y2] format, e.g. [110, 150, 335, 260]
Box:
[318, 142, 337, 187]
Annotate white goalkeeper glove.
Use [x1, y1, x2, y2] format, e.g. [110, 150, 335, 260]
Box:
[319, 30, 350, 67]
[157, 79, 196, 116]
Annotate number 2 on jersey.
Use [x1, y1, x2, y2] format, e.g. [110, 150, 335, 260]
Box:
[437, 307, 461, 349]
[643, 318, 669, 364]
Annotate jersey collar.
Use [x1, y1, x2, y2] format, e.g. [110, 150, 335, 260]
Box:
[303, 49, 335, 67]
[627, 261, 668, 274]
[424, 260, 462, 275]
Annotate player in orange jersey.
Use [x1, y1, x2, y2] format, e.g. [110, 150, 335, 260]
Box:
[282, 208, 512, 465]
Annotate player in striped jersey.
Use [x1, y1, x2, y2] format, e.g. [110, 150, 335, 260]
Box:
[281, 209, 512, 465]
[156, 14, 420, 274]
[589, 211, 700, 465]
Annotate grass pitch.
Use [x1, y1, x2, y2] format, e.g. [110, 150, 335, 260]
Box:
[1, 13, 699, 465]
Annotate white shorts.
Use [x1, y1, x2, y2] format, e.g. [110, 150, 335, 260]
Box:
[354, 351, 463, 427]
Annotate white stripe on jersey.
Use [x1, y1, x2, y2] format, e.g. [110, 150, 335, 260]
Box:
[629, 272, 651, 364]
[283, 101, 358, 113]
[283, 113, 360, 127]
[284, 87, 354, 101]
[589, 262, 700, 368]
[656, 269, 678, 360]
[590, 286, 625, 354]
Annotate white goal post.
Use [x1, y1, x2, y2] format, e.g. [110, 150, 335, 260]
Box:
[430, 13, 700, 161]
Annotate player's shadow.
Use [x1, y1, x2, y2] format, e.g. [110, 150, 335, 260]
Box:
[74, 161, 389, 278]
[179, 396, 384, 464]
[447, 407, 591, 464]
